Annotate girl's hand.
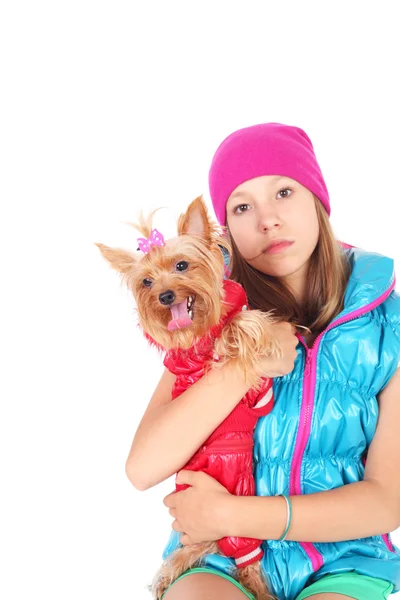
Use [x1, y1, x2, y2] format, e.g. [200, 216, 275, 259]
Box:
[163, 470, 232, 545]
[258, 321, 299, 378]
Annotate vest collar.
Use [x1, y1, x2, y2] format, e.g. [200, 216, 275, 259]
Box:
[339, 245, 395, 318]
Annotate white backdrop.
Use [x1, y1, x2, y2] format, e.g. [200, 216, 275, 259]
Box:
[1, 1, 399, 598]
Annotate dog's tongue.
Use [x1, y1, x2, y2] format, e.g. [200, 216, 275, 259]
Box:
[168, 299, 192, 331]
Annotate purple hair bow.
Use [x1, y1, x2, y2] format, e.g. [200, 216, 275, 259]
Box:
[137, 228, 165, 253]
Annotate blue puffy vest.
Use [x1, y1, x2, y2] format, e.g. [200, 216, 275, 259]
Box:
[162, 246, 400, 600]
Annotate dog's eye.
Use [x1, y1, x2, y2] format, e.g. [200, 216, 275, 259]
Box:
[142, 278, 153, 287]
[176, 261, 189, 272]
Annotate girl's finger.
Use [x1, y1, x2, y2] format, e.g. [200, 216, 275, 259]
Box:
[180, 533, 190, 546]
[171, 519, 183, 532]
[163, 492, 175, 507]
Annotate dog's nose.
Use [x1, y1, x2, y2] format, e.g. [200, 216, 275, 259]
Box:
[159, 290, 176, 306]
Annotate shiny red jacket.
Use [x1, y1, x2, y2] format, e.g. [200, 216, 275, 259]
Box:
[159, 279, 274, 568]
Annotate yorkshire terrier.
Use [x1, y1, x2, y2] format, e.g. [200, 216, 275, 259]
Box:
[95, 195, 282, 600]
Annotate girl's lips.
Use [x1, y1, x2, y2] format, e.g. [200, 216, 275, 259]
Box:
[264, 241, 294, 254]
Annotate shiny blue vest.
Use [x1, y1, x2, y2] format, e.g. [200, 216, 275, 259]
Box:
[162, 246, 400, 600]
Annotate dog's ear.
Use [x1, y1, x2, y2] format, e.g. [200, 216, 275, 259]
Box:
[177, 195, 213, 240]
[95, 242, 138, 275]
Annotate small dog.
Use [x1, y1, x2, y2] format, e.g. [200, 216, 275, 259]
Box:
[95, 195, 282, 600]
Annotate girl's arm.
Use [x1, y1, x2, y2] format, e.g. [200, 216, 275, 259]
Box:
[126, 321, 298, 491]
[125, 361, 253, 491]
[226, 480, 397, 543]
[223, 368, 400, 542]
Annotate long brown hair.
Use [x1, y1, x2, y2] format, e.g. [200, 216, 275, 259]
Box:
[226, 196, 352, 335]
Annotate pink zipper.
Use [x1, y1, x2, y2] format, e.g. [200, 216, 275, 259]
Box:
[289, 276, 396, 571]
[197, 438, 254, 454]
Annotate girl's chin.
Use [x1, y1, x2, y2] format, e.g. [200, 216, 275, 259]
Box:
[252, 257, 297, 277]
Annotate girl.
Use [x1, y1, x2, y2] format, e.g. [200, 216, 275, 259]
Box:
[126, 123, 400, 600]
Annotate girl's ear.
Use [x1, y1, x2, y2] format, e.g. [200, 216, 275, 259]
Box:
[177, 195, 214, 241]
[94, 242, 139, 275]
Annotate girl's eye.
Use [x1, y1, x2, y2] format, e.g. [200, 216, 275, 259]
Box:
[142, 278, 153, 287]
[277, 187, 292, 199]
[234, 203, 250, 214]
[176, 261, 189, 272]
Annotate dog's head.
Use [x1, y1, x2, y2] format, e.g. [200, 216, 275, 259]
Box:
[95, 195, 231, 349]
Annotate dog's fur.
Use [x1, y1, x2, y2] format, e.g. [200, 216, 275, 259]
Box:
[96, 196, 281, 599]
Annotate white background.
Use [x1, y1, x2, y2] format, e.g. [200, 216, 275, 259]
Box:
[1, 1, 399, 598]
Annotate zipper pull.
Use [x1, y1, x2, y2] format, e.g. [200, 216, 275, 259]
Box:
[305, 351, 312, 376]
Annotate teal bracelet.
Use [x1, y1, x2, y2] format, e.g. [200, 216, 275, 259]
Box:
[277, 494, 292, 542]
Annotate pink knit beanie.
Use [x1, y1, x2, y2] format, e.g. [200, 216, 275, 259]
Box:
[208, 122, 330, 225]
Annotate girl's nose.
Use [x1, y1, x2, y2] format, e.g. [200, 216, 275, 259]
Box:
[258, 208, 281, 233]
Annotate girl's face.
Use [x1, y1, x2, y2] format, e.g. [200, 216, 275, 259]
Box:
[226, 175, 320, 284]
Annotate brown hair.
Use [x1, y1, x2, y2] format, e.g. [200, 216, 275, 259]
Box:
[226, 196, 352, 336]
